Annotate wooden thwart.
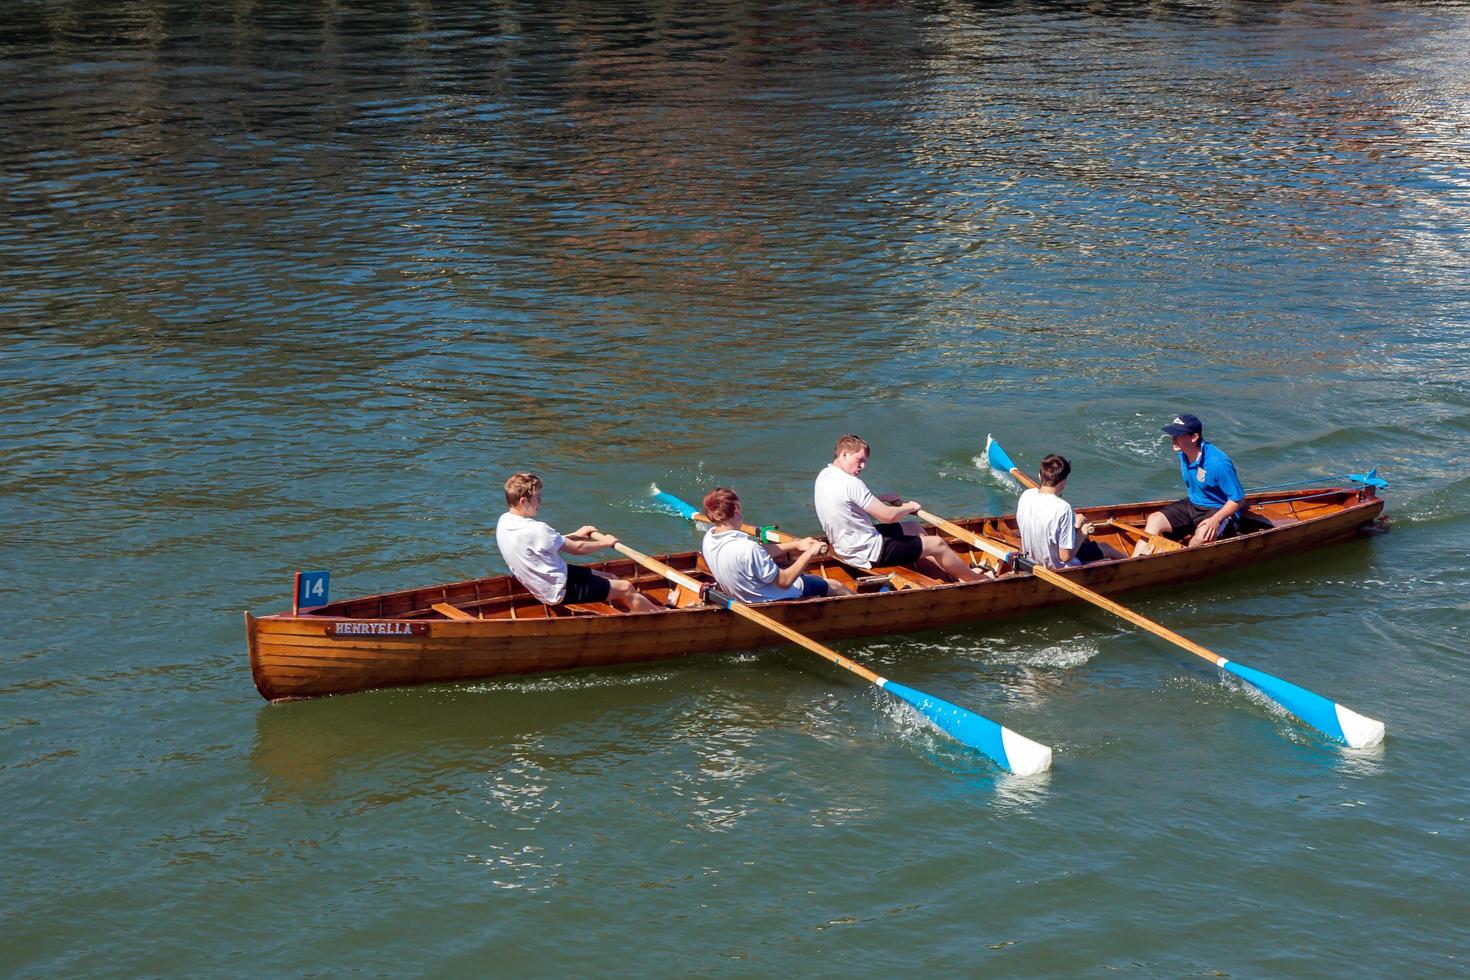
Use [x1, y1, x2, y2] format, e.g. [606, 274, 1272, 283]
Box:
[1095, 518, 1184, 553]
[432, 602, 478, 621]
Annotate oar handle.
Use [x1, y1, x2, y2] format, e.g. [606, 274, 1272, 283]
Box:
[915, 510, 1227, 668]
[610, 542, 880, 684]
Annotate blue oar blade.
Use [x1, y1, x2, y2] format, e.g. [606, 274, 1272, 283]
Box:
[880, 679, 1052, 775]
[985, 434, 1019, 476]
[1347, 467, 1390, 490]
[648, 484, 700, 521]
[1221, 660, 1385, 749]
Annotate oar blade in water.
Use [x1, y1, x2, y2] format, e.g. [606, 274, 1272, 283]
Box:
[1221, 660, 1385, 748]
[986, 434, 1019, 477]
[880, 679, 1053, 775]
[649, 484, 699, 521]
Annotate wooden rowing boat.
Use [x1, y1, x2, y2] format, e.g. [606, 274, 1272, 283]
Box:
[245, 487, 1384, 702]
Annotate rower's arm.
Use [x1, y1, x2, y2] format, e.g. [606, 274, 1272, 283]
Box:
[562, 531, 616, 555]
[1195, 499, 1242, 544]
[864, 498, 918, 524]
[773, 541, 824, 589]
[1207, 498, 1242, 527]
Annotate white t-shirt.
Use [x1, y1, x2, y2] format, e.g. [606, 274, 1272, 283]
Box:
[1016, 487, 1079, 569]
[814, 464, 882, 568]
[495, 511, 568, 604]
[702, 528, 803, 603]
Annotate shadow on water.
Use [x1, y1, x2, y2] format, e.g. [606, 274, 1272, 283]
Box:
[248, 663, 706, 796]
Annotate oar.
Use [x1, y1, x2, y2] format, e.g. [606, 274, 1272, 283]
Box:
[986, 434, 1038, 489]
[651, 484, 809, 548]
[985, 437, 1180, 552]
[610, 538, 1053, 775]
[914, 508, 1385, 748]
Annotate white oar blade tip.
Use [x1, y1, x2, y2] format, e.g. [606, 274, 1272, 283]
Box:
[1001, 729, 1053, 776]
[1337, 705, 1386, 749]
[647, 482, 660, 495]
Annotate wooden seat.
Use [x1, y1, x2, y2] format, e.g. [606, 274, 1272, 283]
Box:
[564, 602, 619, 615]
[877, 566, 945, 589]
[1098, 519, 1184, 554]
[432, 602, 478, 621]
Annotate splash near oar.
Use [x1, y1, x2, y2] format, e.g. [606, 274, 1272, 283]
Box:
[649, 483, 702, 522]
[986, 434, 1035, 489]
[610, 537, 1053, 775]
[916, 507, 1385, 749]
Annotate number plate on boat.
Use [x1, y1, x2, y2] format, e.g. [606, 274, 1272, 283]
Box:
[326, 622, 431, 638]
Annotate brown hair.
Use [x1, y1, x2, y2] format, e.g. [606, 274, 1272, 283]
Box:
[702, 487, 740, 524]
[834, 434, 870, 458]
[503, 472, 543, 507]
[1038, 454, 1071, 488]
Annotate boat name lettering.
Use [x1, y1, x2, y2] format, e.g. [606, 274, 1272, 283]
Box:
[327, 621, 430, 637]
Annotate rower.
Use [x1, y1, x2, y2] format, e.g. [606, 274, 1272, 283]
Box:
[494, 472, 659, 613]
[1015, 454, 1124, 569]
[700, 488, 853, 603]
[813, 434, 984, 583]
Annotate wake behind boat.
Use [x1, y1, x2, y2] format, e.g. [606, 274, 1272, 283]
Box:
[246, 486, 1383, 703]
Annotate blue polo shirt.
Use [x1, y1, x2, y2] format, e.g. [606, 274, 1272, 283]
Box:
[1178, 441, 1244, 509]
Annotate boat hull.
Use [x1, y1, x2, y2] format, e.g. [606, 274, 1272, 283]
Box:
[247, 489, 1383, 701]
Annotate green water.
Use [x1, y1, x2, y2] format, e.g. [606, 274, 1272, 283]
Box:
[3, 1, 1468, 974]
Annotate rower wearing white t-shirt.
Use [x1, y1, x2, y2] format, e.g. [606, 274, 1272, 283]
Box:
[494, 472, 658, 613]
[813, 434, 983, 583]
[1015, 454, 1120, 569]
[699, 487, 852, 603]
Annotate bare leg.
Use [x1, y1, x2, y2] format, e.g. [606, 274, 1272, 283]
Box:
[1131, 511, 1174, 557]
[605, 575, 659, 613]
[915, 555, 949, 579]
[920, 537, 984, 583]
[823, 579, 854, 597]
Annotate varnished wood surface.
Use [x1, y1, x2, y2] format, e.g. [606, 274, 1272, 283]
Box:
[247, 488, 1383, 701]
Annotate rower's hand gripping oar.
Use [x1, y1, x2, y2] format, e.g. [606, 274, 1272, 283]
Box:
[915, 508, 1385, 749]
[610, 538, 1052, 775]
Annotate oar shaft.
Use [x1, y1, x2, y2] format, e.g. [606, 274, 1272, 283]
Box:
[974, 438, 1384, 747]
[652, 487, 825, 552]
[915, 510, 1226, 668]
[610, 543, 881, 683]
[611, 537, 1054, 769]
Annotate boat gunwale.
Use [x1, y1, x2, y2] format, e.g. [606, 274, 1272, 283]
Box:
[253, 487, 1380, 625]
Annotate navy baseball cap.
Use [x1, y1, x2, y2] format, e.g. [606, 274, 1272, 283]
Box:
[1161, 413, 1202, 436]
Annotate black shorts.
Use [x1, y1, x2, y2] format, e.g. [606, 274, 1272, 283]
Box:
[1075, 539, 1106, 564]
[1158, 499, 1239, 540]
[797, 574, 830, 599]
[562, 564, 612, 604]
[874, 523, 924, 567]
